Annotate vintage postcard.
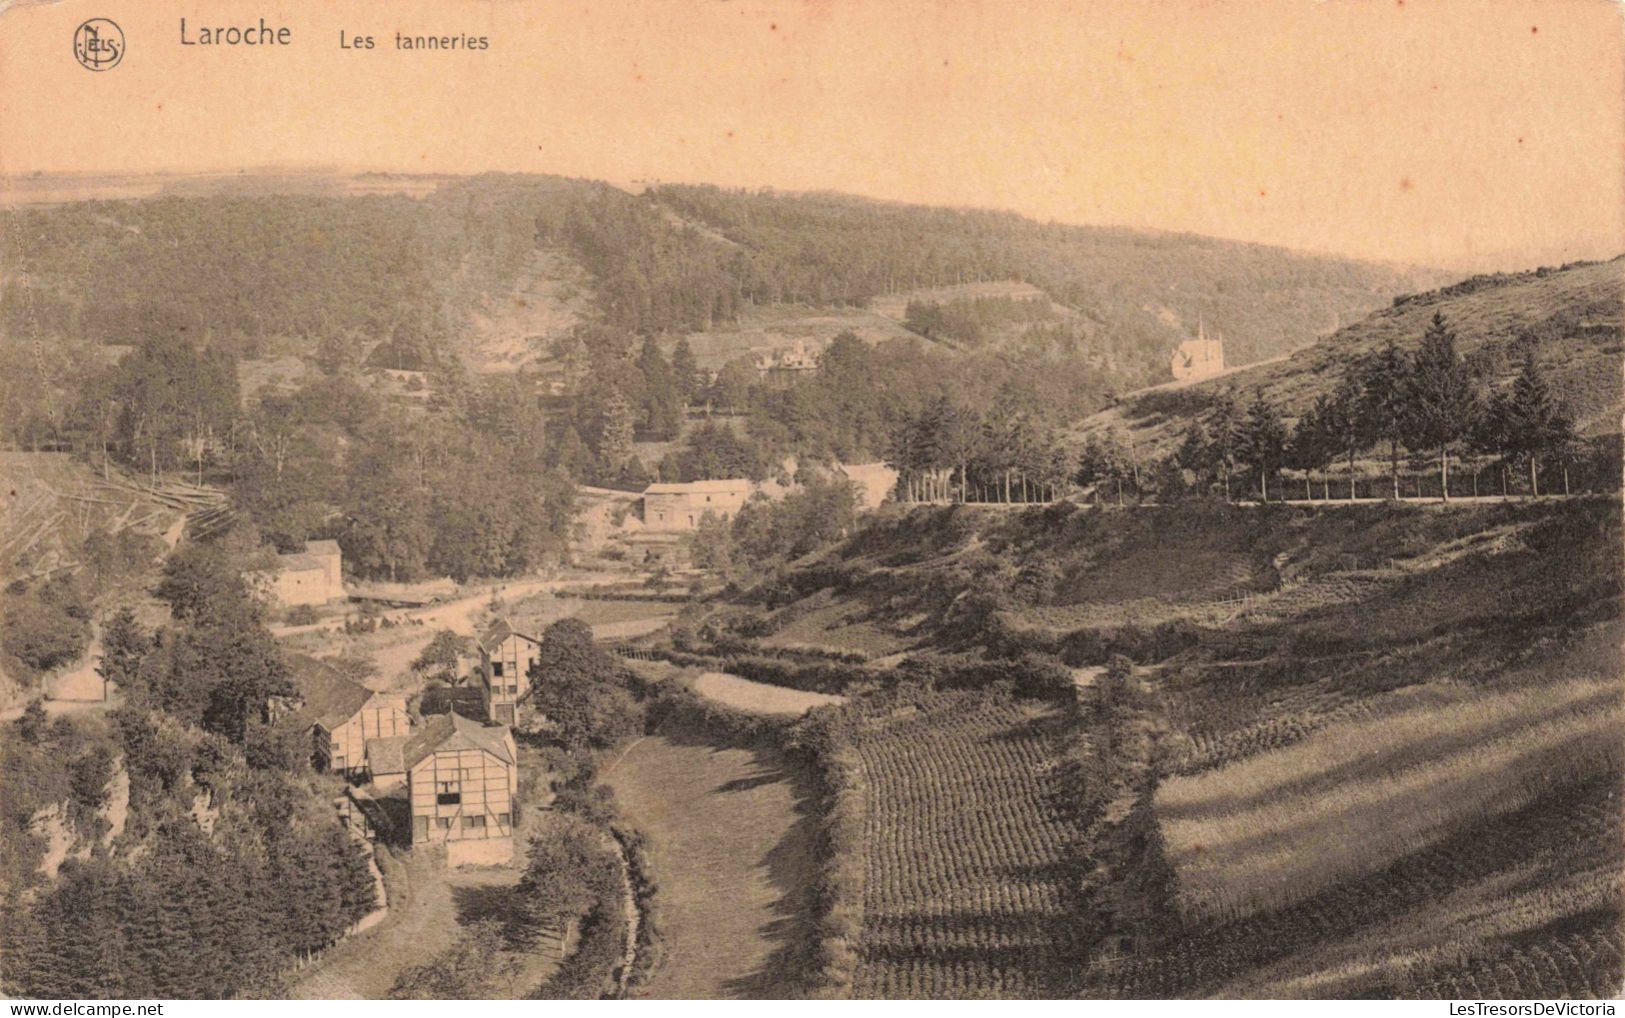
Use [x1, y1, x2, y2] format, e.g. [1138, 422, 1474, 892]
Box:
[0, 0, 1621, 1005]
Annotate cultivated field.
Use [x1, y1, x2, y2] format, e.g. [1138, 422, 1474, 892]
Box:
[1157, 678, 1622, 920]
[847, 693, 1082, 998]
[1102, 775, 1621, 998]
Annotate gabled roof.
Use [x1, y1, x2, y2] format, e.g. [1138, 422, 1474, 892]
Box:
[366, 735, 411, 776]
[419, 685, 486, 720]
[643, 479, 753, 495]
[304, 539, 342, 558]
[479, 616, 541, 653]
[288, 655, 375, 730]
[403, 712, 514, 769]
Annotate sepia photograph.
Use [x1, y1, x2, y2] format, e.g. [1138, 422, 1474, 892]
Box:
[0, 0, 1621, 1004]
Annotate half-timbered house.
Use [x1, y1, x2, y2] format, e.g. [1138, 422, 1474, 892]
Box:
[405, 712, 519, 865]
[476, 618, 542, 725]
[289, 657, 412, 779]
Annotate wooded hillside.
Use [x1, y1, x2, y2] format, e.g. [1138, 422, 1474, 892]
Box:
[1075, 258, 1624, 459]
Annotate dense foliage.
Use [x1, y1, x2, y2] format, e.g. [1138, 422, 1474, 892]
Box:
[523, 618, 643, 750]
[1, 542, 374, 998]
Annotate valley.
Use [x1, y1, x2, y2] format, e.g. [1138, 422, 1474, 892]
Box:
[0, 169, 1618, 1002]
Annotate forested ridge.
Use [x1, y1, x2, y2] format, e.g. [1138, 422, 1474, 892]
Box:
[1, 172, 1443, 562]
[648, 184, 1442, 366]
[2, 173, 1437, 389]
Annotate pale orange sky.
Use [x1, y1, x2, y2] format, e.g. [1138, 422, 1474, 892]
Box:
[1, 0, 1621, 271]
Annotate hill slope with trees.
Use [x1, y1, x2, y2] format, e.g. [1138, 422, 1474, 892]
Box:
[1075, 258, 1622, 458]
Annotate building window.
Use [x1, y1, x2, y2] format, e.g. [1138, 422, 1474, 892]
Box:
[495, 813, 510, 827]
[437, 781, 461, 805]
[435, 817, 453, 830]
[463, 815, 486, 830]
[492, 661, 504, 677]
[332, 756, 346, 771]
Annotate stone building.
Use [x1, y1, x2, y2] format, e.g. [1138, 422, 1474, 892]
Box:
[641, 478, 755, 531]
[249, 539, 346, 608]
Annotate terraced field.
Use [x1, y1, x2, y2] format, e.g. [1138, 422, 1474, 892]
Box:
[1099, 777, 1622, 998]
[848, 694, 1081, 998]
[1157, 678, 1622, 920]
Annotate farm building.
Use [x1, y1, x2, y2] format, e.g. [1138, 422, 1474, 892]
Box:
[477, 617, 542, 726]
[405, 712, 519, 866]
[1169, 321, 1225, 382]
[289, 657, 413, 778]
[641, 478, 755, 531]
[247, 539, 346, 607]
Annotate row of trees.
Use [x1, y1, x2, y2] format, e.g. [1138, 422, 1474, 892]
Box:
[1160, 315, 1582, 502]
[882, 313, 1586, 506]
[887, 393, 1072, 504]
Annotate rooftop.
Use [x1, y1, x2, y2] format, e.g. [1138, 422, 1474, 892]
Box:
[419, 685, 486, 720]
[644, 479, 754, 495]
[289, 655, 376, 730]
[479, 616, 541, 653]
[403, 712, 514, 769]
[365, 735, 411, 776]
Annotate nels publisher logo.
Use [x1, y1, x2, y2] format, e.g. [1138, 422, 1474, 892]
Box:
[73, 18, 125, 71]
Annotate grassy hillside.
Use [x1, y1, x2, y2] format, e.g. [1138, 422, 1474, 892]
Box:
[1076, 257, 1624, 457]
[670, 494, 1620, 998]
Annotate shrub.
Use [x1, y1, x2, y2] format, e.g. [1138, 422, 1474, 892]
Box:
[1, 581, 91, 676]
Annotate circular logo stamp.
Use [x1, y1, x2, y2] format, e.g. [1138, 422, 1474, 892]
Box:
[73, 18, 125, 71]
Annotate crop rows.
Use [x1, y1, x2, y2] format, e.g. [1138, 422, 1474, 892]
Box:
[1092, 777, 1621, 998]
[848, 696, 1081, 999]
[1419, 925, 1624, 1001]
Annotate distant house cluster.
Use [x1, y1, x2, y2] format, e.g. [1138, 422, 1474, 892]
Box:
[248, 539, 347, 608]
[1170, 321, 1225, 382]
